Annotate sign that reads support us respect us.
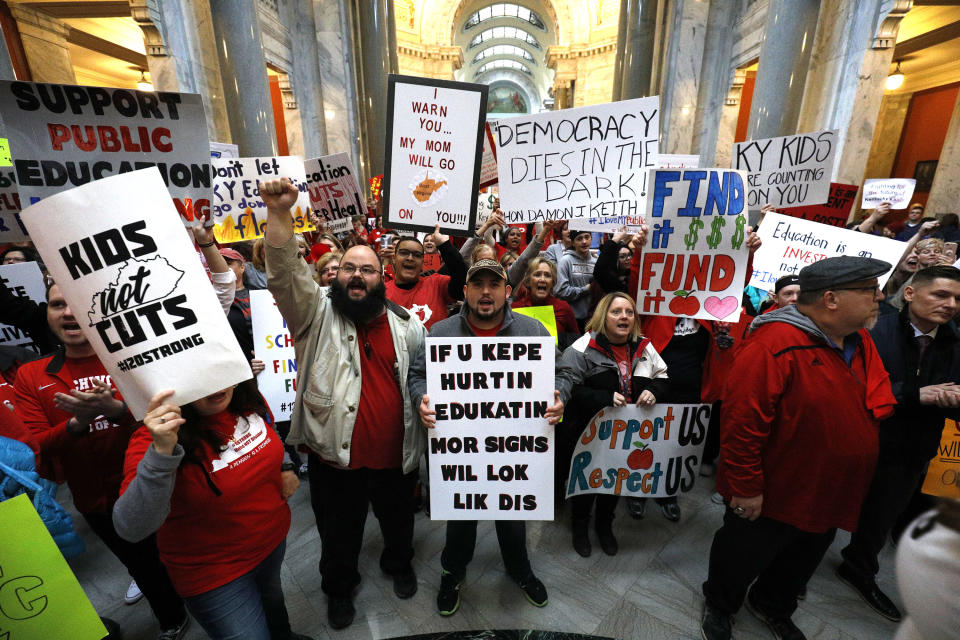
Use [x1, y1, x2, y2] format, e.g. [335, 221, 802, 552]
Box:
[304, 153, 366, 234]
[250, 290, 297, 422]
[733, 129, 837, 209]
[426, 336, 555, 520]
[0, 261, 46, 351]
[20, 168, 252, 419]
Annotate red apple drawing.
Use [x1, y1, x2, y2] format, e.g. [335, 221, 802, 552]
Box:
[627, 443, 654, 470]
[669, 290, 700, 316]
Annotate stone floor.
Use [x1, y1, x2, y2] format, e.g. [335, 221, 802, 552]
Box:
[67, 476, 901, 640]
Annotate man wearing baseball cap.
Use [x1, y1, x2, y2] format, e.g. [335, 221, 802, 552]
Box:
[701, 256, 897, 640]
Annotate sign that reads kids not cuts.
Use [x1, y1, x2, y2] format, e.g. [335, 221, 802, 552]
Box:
[861, 178, 917, 209]
[733, 129, 837, 210]
[426, 336, 555, 520]
[211, 156, 313, 244]
[383, 75, 488, 236]
[636, 168, 750, 322]
[567, 404, 711, 499]
[20, 168, 252, 419]
[250, 290, 296, 421]
[0, 261, 46, 350]
[0, 81, 211, 224]
[304, 152, 366, 234]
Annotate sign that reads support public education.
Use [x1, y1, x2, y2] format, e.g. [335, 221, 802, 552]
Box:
[567, 404, 710, 499]
[0, 261, 46, 351]
[20, 168, 252, 419]
[0, 81, 211, 224]
[426, 336, 555, 520]
[749, 212, 902, 291]
[211, 156, 313, 243]
[861, 178, 917, 209]
[383, 75, 488, 235]
[777, 182, 858, 228]
[732, 129, 837, 209]
[636, 168, 750, 322]
[250, 290, 296, 422]
[496, 97, 659, 230]
[305, 152, 366, 234]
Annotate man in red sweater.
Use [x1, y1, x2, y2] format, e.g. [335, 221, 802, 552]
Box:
[14, 283, 189, 640]
[700, 256, 897, 640]
[385, 226, 467, 329]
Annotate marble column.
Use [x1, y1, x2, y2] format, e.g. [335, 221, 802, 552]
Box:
[926, 90, 960, 215]
[354, 0, 395, 179]
[611, 0, 630, 101]
[712, 69, 747, 167]
[658, 0, 709, 154]
[8, 4, 74, 84]
[620, 0, 656, 101]
[129, 1, 177, 94]
[691, 0, 737, 164]
[210, 0, 277, 156]
[283, 0, 328, 158]
[861, 92, 911, 183]
[746, 0, 820, 139]
[316, 0, 363, 175]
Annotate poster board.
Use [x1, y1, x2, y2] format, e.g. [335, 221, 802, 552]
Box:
[209, 141, 239, 159]
[476, 190, 497, 228]
[479, 121, 498, 189]
[383, 74, 488, 236]
[777, 182, 858, 228]
[0, 261, 46, 351]
[511, 305, 558, 345]
[426, 336, 555, 520]
[657, 154, 699, 169]
[733, 129, 838, 209]
[250, 289, 296, 422]
[20, 168, 252, 419]
[922, 419, 960, 498]
[635, 168, 750, 322]
[304, 153, 366, 234]
[862, 178, 917, 209]
[0, 135, 26, 242]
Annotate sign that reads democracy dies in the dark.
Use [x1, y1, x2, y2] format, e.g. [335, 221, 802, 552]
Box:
[0, 81, 211, 224]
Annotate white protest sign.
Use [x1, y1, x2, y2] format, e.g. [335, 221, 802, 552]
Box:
[211, 156, 313, 244]
[567, 404, 711, 499]
[0, 261, 45, 350]
[20, 168, 252, 419]
[861, 178, 917, 209]
[304, 153, 366, 234]
[479, 122, 498, 188]
[657, 154, 699, 168]
[476, 191, 497, 227]
[636, 168, 750, 322]
[495, 97, 659, 231]
[0, 167, 25, 242]
[383, 75, 488, 235]
[250, 290, 296, 421]
[749, 212, 902, 290]
[733, 129, 837, 209]
[209, 141, 238, 159]
[427, 336, 555, 520]
[0, 82, 211, 224]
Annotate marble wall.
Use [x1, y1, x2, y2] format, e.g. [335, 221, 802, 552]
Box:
[8, 4, 75, 84]
[658, 0, 709, 155]
[926, 91, 960, 215]
[315, 0, 363, 176]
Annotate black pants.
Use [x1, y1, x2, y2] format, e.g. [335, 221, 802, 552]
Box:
[442, 520, 531, 582]
[703, 507, 836, 618]
[275, 420, 302, 469]
[571, 494, 618, 523]
[83, 512, 186, 630]
[310, 461, 417, 598]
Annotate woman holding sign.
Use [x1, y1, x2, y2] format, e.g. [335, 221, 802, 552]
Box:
[559, 292, 669, 557]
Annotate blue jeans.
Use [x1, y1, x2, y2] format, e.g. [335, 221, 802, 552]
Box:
[183, 541, 291, 640]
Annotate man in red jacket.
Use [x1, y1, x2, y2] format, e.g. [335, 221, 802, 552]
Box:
[700, 256, 897, 640]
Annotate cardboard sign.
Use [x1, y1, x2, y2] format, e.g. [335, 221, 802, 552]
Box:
[0, 81, 211, 224]
[636, 168, 750, 322]
[0, 494, 106, 640]
[733, 129, 837, 209]
[749, 212, 902, 290]
[426, 336, 555, 520]
[511, 305, 558, 344]
[922, 419, 960, 498]
[209, 141, 239, 159]
[250, 290, 296, 422]
[862, 178, 917, 210]
[567, 404, 710, 498]
[777, 182, 858, 228]
[479, 122, 498, 189]
[20, 168, 252, 419]
[383, 74, 488, 235]
[0, 261, 46, 351]
[211, 156, 313, 244]
[496, 97, 659, 230]
[305, 153, 366, 234]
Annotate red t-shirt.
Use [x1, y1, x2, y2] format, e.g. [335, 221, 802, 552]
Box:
[385, 273, 453, 329]
[0, 382, 40, 456]
[610, 343, 631, 397]
[349, 313, 404, 469]
[120, 412, 290, 597]
[467, 318, 503, 337]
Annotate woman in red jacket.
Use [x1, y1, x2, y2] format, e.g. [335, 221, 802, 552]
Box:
[113, 382, 310, 640]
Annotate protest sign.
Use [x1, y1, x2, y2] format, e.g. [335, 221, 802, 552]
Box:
[0, 261, 46, 351]
[210, 141, 238, 159]
[426, 336, 555, 520]
[511, 305, 558, 344]
[749, 212, 902, 290]
[383, 75, 488, 235]
[657, 154, 699, 168]
[211, 156, 313, 244]
[20, 168, 251, 418]
[922, 419, 960, 499]
[250, 290, 296, 421]
[0, 163, 25, 242]
[566, 404, 710, 499]
[777, 182, 858, 228]
[0, 81, 211, 224]
[733, 129, 837, 209]
[862, 178, 917, 209]
[635, 168, 750, 322]
[304, 152, 366, 234]
[476, 190, 497, 227]
[496, 97, 659, 231]
[479, 122, 498, 188]
[0, 137, 10, 165]
[0, 494, 106, 640]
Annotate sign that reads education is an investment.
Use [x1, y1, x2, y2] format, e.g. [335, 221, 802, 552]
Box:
[426, 336, 555, 520]
[305, 152, 366, 234]
[733, 129, 837, 209]
[636, 168, 751, 322]
[495, 97, 659, 230]
[20, 168, 252, 419]
[250, 289, 297, 422]
[567, 404, 711, 499]
[0, 261, 46, 351]
[383, 75, 488, 235]
[0, 81, 211, 224]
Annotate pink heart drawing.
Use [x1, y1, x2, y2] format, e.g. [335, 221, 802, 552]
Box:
[704, 296, 739, 319]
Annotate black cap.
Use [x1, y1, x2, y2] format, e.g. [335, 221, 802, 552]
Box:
[466, 258, 507, 282]
[798, 256, 892, 292]
[774, 274, 800, 293]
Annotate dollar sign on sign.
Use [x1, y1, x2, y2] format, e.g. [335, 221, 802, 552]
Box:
[707, 217, 726, 249]
[730, 216, 746, 250]
[685, 219, 704, 250]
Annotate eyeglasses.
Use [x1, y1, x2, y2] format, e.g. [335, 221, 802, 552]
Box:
[339, 264, 380, 276]
[396, 248, 424, 259]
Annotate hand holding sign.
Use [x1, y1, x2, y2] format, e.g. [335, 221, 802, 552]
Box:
[545, 390, 564, 425]
[143, 389, 185, 456]
[419, 394, 436, 428]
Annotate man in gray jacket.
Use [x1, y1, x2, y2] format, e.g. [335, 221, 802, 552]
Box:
[259, 178, 426, 630]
